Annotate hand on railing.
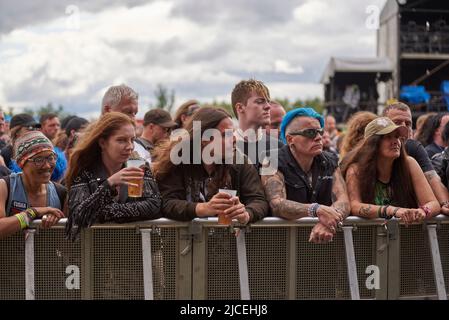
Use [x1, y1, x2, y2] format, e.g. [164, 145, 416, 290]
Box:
[316, 205, 344, 232]
[34, 207, 65, 229]
[394, 208, 425, 226]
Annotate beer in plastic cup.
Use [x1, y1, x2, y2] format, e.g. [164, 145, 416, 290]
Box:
[218, 189, 237, 225]
[126, 159, 146, 198]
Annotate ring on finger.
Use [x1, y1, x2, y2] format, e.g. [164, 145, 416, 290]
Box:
[42, 215, 48, 221]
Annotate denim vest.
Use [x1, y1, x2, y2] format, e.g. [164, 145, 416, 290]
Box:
[6, 173, 62, 216]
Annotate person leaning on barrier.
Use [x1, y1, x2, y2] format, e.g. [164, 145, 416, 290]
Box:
[153, 107, 268, 224]
[341, 117, 440, 225]
[382, 102, 449, 215]
[64, 112, 162, 241]
[261, 108, 350, 244]
[0, 131, 66, 240]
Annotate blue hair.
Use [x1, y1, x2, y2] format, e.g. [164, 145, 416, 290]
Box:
[279, 107, 325, 144]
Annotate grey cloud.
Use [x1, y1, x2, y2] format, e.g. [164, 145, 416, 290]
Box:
[171, 0, 303, 28]
[0, 0, 153, 34]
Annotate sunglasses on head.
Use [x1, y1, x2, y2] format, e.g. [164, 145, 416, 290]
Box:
[186, 105, 200, 116]
[288, 128, 324, 139]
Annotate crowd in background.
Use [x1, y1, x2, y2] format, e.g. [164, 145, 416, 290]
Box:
[1, 79, 449, 245]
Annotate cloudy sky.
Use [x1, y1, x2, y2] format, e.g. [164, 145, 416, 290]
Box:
[0, 0, 386, 119]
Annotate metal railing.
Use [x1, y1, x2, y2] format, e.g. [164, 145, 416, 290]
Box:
[1, 216, 449, 300]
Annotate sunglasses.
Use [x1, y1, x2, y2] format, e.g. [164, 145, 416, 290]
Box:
[288, 128, 324, 139]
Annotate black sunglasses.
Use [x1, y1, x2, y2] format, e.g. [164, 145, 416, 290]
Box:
[288, 128, 324, 139]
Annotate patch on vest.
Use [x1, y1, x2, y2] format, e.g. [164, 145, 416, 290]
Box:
[12, 201, 27, 209]
[11, 201, 27, 215]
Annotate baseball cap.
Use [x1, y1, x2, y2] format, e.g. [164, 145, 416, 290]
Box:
[143, 109, 177, 127]
[364, 117, 408, 140]
[10, 114, 41, 130]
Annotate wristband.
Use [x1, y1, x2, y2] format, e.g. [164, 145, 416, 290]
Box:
[15, 212, 31, 230]
[308, 203, 320, 217]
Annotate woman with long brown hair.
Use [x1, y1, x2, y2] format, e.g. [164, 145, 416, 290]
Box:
[153, 107, 268, 224]
[65, 112, 161, 240]
[341, 117, 439, 224]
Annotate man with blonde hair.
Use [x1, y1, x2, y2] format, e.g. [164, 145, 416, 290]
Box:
[231, 79, 283, 174]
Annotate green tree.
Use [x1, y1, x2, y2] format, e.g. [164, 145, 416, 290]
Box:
[290, 97, 324, 113]
[23, 102, 70, 119]
[153, 84, 175, 112]
[203, 100, 234, 117]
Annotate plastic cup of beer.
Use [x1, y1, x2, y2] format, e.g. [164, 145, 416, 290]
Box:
[126, 159, 146, 198]
[218, 189, 237, 225]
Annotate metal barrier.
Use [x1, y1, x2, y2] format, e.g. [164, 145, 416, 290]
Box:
[1, 216, 449, 300]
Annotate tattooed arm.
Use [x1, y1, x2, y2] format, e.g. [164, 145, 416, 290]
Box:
[424, 170, 449, 214]
[331, 167, 350, 219]
[261, 171, 310, 219]
[346, 165, 389, 219]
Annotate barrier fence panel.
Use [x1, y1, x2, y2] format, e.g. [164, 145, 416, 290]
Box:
[193, 218, 381, 300]
[438, 224, 449, 296]
[90, 226, 179, 300]
[2, 216, 449, 300]
[0, 233, 26, 300]
[34, 227, 82, 300]
[399, 224, 437, 299]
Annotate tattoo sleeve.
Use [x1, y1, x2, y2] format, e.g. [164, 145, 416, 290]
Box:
[262, 171, 310, 219]
[358, 205, 372, 217]
[424, 170, 439, 182]
[331, 168, 350, 218]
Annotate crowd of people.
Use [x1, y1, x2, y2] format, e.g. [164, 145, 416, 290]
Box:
[1, 79, 449, 244]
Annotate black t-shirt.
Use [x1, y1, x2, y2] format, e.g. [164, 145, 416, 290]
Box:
[425, 142, 445, 160]
[237, 134, 284, 174]
[405, 139, 433, 173]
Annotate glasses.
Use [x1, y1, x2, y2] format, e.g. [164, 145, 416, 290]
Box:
[27, 153, 58, 167]
[288, 128, 324, 139]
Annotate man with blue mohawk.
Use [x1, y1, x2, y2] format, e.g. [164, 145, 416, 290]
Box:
[262, 107, 350, 243]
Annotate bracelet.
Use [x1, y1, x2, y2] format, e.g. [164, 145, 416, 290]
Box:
[308, 203, 320, 217]
[26, 207, 37, 219]
[381, 205, 390, 219]
[377, 206, 382, 218]
[420, 205, 432, 218]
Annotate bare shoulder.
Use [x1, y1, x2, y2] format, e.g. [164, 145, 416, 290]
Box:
[0, 178, 7, 195]
[406, 155, 420, 169]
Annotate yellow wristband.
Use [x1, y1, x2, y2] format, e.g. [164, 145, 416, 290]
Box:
[26, 208, 37, 219]
[15, 213, 28, 229]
